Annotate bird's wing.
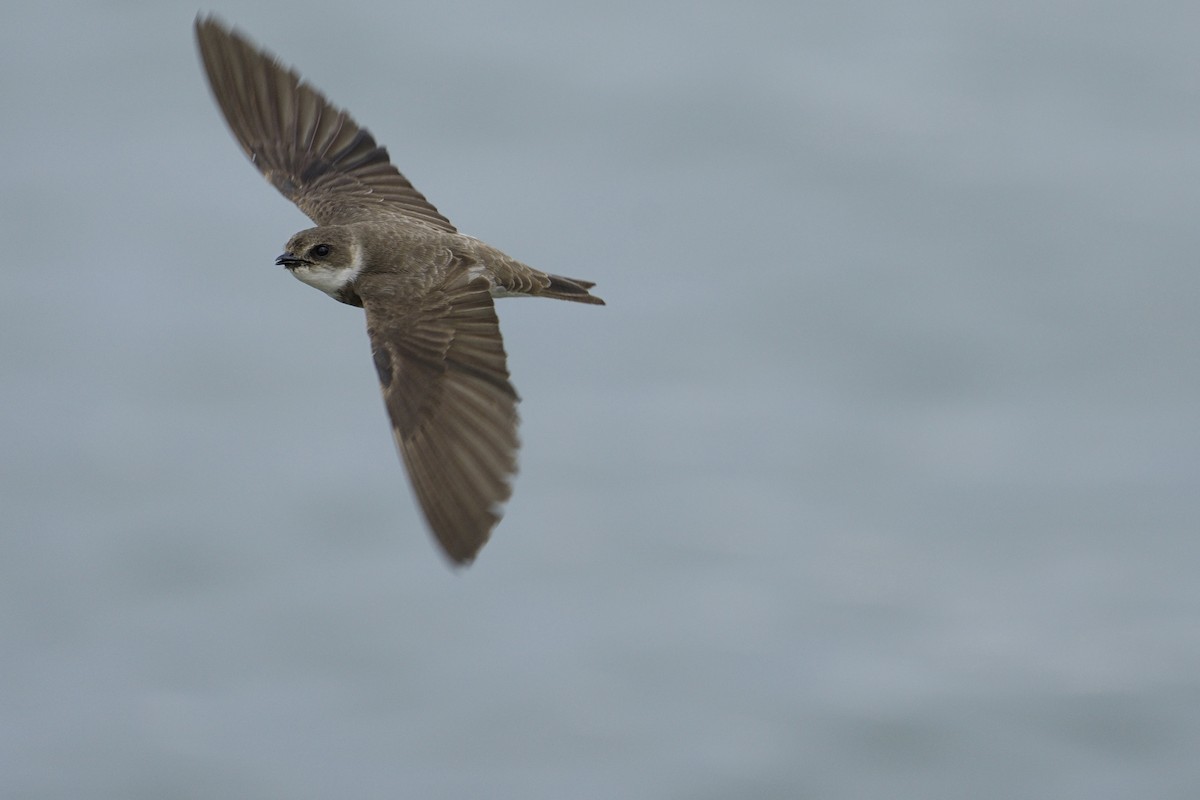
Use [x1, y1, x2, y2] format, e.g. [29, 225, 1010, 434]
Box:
[195, 16, 456, 232]
[363, 271, 520, 563]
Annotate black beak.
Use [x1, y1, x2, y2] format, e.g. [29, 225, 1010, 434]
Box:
[275, 252, 304, 269]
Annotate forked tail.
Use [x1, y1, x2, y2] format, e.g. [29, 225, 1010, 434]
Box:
[542, 273, 605, 305]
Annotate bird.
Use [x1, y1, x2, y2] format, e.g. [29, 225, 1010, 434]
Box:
[194, 16, 603, 565]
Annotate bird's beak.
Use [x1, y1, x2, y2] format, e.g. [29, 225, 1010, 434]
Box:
[275, 252, 304, 269]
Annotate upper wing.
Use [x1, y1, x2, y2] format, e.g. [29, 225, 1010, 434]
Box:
[195, 16, 456, 231]
[364, 271, 520, 564]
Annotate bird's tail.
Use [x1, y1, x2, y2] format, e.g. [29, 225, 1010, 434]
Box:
[542, 273, 606, 305]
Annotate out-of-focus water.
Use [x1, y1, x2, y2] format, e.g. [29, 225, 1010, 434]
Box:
[2, 1, 1198, 797]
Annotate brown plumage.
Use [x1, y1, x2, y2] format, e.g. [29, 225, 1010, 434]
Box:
[195, 16, 603, 564]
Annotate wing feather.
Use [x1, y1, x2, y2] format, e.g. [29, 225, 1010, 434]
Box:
[195, 16, 456, 231]
[364, 274, 520, 563]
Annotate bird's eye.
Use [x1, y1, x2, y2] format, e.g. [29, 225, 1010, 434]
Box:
[311, 244, 332, 258]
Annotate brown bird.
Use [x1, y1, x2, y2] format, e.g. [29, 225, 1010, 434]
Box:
[194, 16, 603, 564]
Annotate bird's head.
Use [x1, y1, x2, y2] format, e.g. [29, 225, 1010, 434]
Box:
[276, 226, 362, 299]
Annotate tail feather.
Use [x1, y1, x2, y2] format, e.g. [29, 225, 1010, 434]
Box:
[542, 273, 605, 305]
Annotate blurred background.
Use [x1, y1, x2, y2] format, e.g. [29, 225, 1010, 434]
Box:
[2, 1, 1198, 797]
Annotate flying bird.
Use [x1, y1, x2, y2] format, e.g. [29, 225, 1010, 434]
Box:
[194, 16, 603, 564]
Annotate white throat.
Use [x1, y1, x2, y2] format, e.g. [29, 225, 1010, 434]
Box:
[290, 242, 364, 299]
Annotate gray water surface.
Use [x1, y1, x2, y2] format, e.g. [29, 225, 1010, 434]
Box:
[2, 1, 1198, 797]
